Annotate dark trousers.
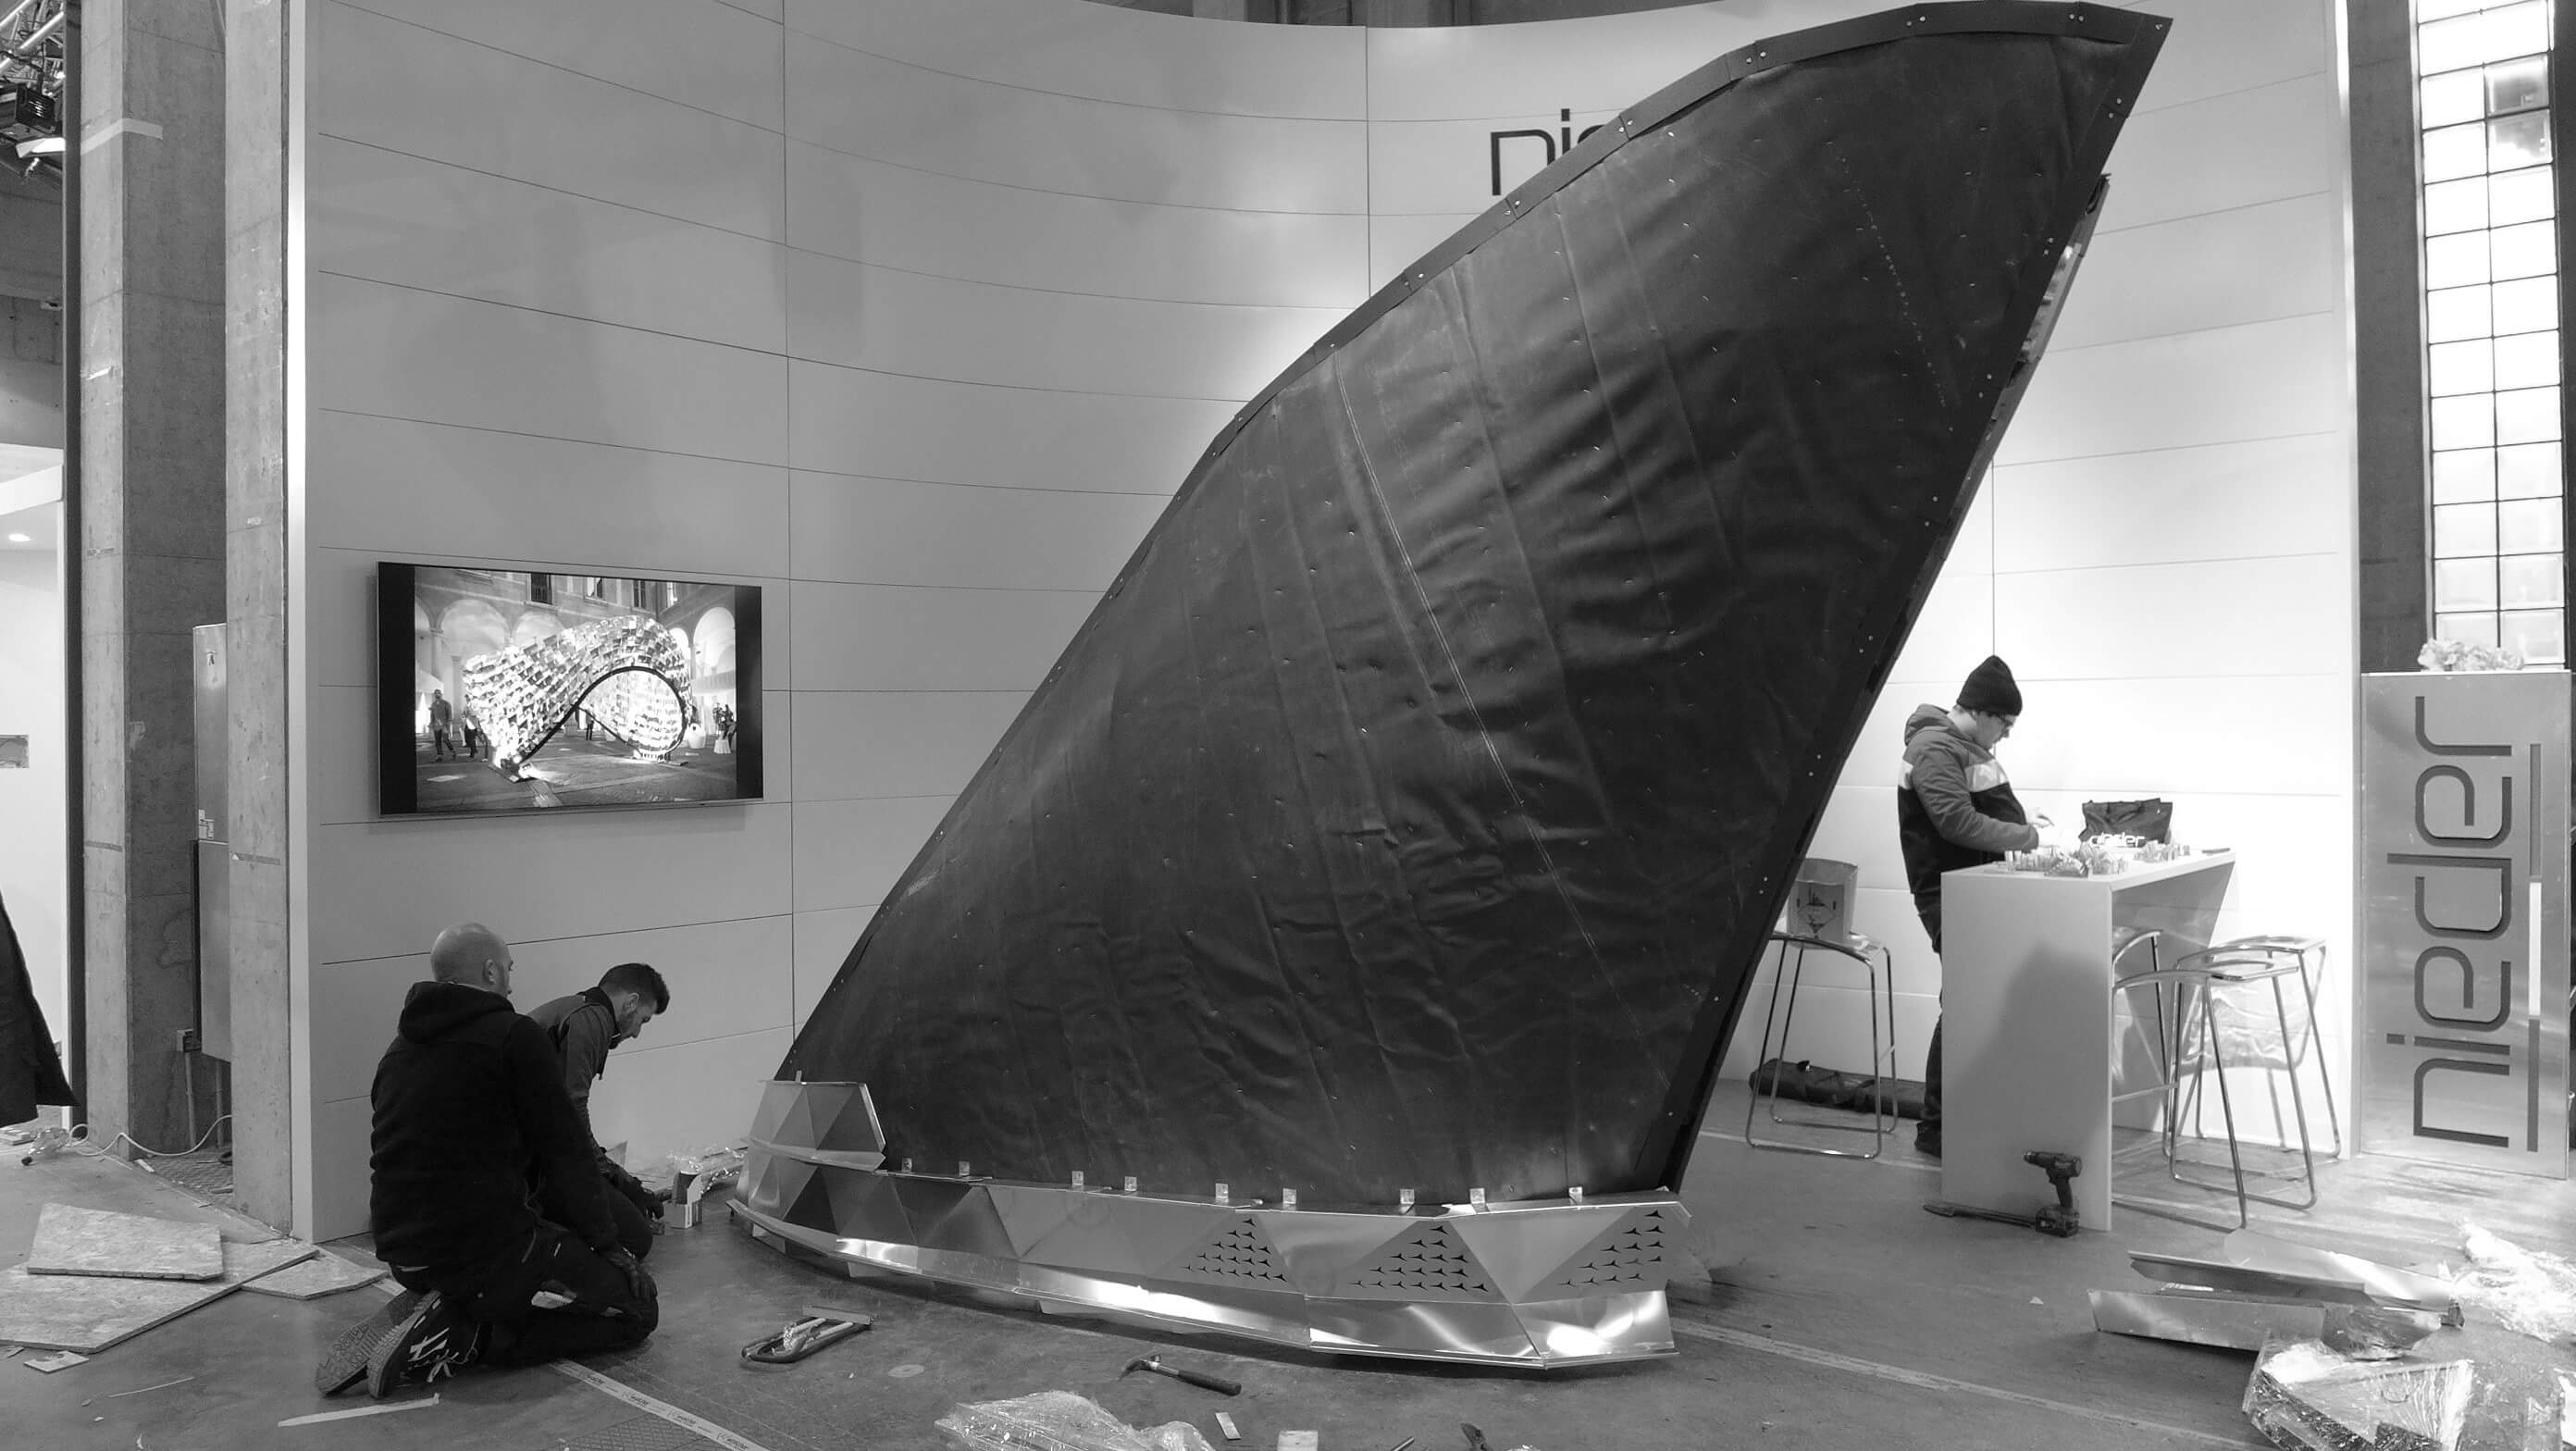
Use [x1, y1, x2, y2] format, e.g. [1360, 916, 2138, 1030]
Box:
[394, 1221, 657, 1367]
[605, 1184, 655, 1260]
[1917, 899, 1944, 1131]
[430, 726, 452, 759]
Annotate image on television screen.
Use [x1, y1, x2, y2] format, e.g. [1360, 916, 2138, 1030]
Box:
[378, 563, 762, 815]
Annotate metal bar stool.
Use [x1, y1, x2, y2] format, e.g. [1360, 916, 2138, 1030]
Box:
[2112, 949, 2320, 1227]
[2107, 928, 2169, 1129]
[1743, 930, 1899, 1159]
[2181, 934, 2340, 1159]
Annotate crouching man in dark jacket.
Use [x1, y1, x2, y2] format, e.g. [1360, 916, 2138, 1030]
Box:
[527, 961, 671, 1259]
[317, 922, 658, 1398]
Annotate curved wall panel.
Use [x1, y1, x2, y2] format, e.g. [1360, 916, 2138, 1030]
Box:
[786, 38, 1369, 215]
[784, 0, 1365, 117]
[786, 144, 1369, 308]
[288, 0, 2359, 1238]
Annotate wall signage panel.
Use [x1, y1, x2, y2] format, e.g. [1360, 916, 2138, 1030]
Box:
[2358, 671, 2570, 1176]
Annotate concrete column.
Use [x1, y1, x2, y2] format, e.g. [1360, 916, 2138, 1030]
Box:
[223, 0, 289, 1228]
[78, 0, 228, 1157]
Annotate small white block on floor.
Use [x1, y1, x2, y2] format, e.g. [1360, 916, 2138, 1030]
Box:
[24, 1203, 224, 1282]
[241, 1250, 384, 1300]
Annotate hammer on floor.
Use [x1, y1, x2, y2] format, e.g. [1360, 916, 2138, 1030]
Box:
[1121, 1355, 1243, 1395]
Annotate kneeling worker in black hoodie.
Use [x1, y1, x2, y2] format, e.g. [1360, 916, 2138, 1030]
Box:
[317, 922, 659, 1398]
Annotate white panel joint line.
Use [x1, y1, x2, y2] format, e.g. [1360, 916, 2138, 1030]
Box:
[551, 1359, 777, 1451]
[80, 118, 166, 154]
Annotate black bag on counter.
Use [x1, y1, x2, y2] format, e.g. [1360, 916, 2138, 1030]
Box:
[2082, 798, 2173, 843]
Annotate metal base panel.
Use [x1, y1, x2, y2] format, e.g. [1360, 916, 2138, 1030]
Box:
[735, 1126, 1681, 1367]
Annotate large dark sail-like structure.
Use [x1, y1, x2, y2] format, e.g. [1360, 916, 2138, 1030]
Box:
[747, 4, 2163, 1364]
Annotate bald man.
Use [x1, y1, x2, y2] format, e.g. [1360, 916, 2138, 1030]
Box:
[317, 923, 659, 1399]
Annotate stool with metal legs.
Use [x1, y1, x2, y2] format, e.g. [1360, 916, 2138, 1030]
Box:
[1743, 930, 1899, 1159]
[2106, 928, 2170, 1129]
[2112, 948, 2320, 1227]
[2178, 934, 2340, 1160]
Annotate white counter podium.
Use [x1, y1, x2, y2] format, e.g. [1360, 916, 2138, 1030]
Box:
[1938, 851, 2235, 1230]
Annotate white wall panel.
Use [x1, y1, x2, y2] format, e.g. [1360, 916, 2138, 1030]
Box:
[308, 549, 377, 690]
[791, 581, 1095, 692]
[790, 472, 1164, 591]
[310, 685, 373, 826]
[311, 275, 789, 465]
[795, 906, 878, 1024]
[1370, 213, 1478, 293]
[315, 2, 787, 240]
[307, 415, 792, 578]
[1992, 432, 2349, 574]
[313, 1098, 372, 1241]
[588, 1027, 794, 1174]
[339, 0, 786, 131]
[786, 250, 1337, 403]
[1996, 555, 2347, 682]
[1884, 566, 1995, 689]
[2090, 74, 2343, 236]
[788, 143, 1370, 307]
[2006, 674, 2350, 798]
[788, 361, 1232, 494]
[2055, 192, 2341, 351]
[2118, 0, 2331, 116]
[1997, 313, 2349, 465]
[718, 0, 780, 19]
[309, 804, 793, 966]
[793, 691, 1027, 803]
[786, 39, 1368, 216]
[786, 0, 1363, 118]
[1362, 0, 1886, 120]
[311, 138, 787, 355]
[792, 795, 957, 912]
[1368, 118, 1621, 217]
[307, 914, 795, 1105]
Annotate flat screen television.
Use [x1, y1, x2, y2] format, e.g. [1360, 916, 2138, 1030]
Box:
[376, 562, 762, 816]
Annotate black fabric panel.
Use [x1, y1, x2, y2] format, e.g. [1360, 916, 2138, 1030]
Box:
[781, 3, 2165, 1206]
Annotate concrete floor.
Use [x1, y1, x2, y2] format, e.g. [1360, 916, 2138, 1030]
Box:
[7, 1089, 2575, 1450]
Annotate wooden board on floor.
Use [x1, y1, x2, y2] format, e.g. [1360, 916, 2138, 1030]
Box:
[0, 1237, 316, 1352]
[24, 1202, 225, 1282]
[240, 1250, 385, 1300]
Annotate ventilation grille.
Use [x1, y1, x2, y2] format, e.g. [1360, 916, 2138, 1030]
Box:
[1347, 1222, 1491, 1295]
[1551, 1207, 1668, 1291]
[1177, 1219, 1290, 1285]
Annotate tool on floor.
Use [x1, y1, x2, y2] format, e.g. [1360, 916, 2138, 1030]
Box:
[1214, 1410, 1241, 1442]
[741, 1304, 872, 1364]
[1462, 1424, 1492, 1451]
[1922, 1150, 2082, 1237]
[1121, 1355, 1242, 1395]
[1388, 1438, 1417, 1451]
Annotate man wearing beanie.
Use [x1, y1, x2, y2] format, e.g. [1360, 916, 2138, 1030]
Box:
[1897, 654, 2049, 1158]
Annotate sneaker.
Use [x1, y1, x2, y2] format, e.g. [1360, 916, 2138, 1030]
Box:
[365, 1290, 480, 1397]
[314, 1288, 420, 1395]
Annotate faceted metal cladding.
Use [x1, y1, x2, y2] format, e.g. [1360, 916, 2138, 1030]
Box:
[460, 614, 692, 776]
[735, 1081, 1683, 1367]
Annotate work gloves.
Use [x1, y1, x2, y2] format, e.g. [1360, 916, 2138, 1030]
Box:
[600, 1245, 658, 1308]
[607, 1165, 667, 1222]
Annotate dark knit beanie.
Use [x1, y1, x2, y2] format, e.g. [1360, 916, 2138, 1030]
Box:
[1957, 655, 2022, 716]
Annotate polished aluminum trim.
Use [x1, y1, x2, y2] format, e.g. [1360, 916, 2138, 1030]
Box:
[734, 1125, 1684, 1367]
